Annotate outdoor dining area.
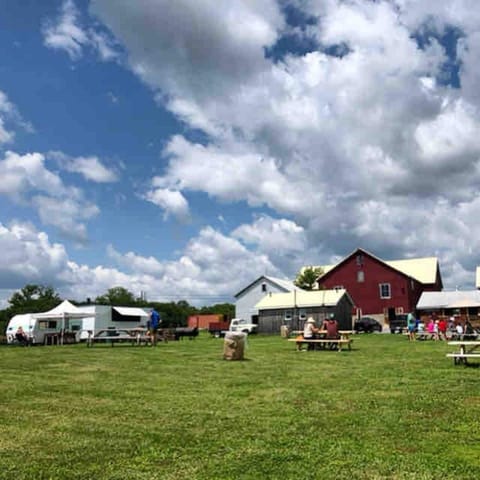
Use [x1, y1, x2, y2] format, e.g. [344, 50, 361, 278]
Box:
[286, 316, 354, 352]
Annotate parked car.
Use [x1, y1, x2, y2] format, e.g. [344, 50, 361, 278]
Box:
[389, 314, 408, 334]
[354, 317, 383, 333]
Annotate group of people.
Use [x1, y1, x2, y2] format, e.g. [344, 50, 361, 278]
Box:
[407, 312, 474, 341]
[303, 314, 339, 350]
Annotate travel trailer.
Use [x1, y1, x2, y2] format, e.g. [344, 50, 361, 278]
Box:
[6, 300, 150, 344]
[6, 313, 62, 345]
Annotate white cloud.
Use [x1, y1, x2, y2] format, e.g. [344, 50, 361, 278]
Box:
[55, 1, 480, 288]
[32, 195, 99, 242]
[0, 151, 65, 200]
[0, 221, 69, 289]
[0, 222, 282, 306]
[42, 0, 120, 61]
[42, 0, 88, 60]
[0, 151, 100, 242]
[233, 215, 306, 253]
[49, 151, 118, 182]
[0, 90, 33, 144]
[144, 187, 190, 221]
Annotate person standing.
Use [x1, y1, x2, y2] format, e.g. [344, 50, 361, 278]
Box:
[407, 312, 416, 341]
[149, 308, 161, 346]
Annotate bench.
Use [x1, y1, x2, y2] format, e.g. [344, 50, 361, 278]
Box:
[446, 353, 480, 365]
[288, 338, 353, 352]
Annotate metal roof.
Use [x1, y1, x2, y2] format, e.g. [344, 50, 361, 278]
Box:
[255, 289, 351, 310]
[386, 257, 438, 284]
[417, 290, 480, 310]
[313, 251, 439, 285]
[234, 275, 299, 298]
[113, 306, 149, 317]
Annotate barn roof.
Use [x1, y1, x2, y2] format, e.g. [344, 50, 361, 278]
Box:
[386, 257, 438, 284]
[234, 275, 299, 298]
[310, 249, 439, 285]
[255, 288, 352, 310]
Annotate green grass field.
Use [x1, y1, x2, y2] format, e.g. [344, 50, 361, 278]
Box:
[0, 334, 479, 480]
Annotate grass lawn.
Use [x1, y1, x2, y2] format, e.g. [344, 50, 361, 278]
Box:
[0, 333, 479, 480]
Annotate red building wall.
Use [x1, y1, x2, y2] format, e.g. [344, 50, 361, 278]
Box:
[187, 314, 224, 329]
[319, 252, 422, 318]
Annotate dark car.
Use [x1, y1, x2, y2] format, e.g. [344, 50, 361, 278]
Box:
[354, 316, 383, 333]
[389, 314, 408, 334]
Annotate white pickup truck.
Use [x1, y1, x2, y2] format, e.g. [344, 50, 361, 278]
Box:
[228, 318, 258, 334]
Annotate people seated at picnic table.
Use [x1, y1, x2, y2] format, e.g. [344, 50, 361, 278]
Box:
[303, 317, 319, 350]
[417, 320, 425, 333]
[426, 318, 435, 337]
[15, 326, 29, 346]
[455, 322, 464, 338]
[324, 313, 339, 349]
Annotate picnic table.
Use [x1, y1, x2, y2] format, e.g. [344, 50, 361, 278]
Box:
[86, 328, 151, 347]
[446, 340, 480, 365]
[288, 331, 354, 352]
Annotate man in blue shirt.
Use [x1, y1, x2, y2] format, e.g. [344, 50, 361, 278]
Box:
[149, 308, 161, 346]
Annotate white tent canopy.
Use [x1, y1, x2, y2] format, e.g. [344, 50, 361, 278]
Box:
[34, 300, 95, 343]
[34, 300, 95, 320]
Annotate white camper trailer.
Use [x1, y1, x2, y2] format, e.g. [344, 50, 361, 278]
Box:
[76, 305, 150, 340]
[6, 302, 150, 344]
[6, 313, 61, 345]
[6, 300, 95, 345]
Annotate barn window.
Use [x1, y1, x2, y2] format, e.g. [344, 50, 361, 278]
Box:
[357, 271, 365, 283]
[356, 254, 364, 266]
[261, 283, 267, 292]
[298, 309, 307, 321]
[379, 283, 391, 299]
[284, 310, 293, 321]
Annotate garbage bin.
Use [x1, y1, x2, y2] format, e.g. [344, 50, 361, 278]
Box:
[223, 332, 246, 360]
[280, 325, 289, 338]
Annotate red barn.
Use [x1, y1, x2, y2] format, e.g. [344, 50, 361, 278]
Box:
[316, 248, 443, 325]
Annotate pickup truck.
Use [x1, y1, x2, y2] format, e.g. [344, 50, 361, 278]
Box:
[229, 318, 258, 334]
[208, 319, 258, 337]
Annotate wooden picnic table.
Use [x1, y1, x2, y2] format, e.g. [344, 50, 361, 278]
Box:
[86, 328, 151, 347]
[288, 336, 353, 352]
[446, 340, 480, 365]
[289, 330, 354, 340]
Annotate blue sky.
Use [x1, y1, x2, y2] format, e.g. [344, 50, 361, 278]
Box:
[2, 0, 480, 306]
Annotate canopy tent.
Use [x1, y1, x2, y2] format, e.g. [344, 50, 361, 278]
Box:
[417, 291, 480, 310]
[34, 300, 95, 344]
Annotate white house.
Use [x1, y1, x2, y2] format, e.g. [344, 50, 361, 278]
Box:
[234, 275, 300, 324]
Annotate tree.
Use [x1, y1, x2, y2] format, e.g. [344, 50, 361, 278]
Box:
[294, 266, 324, 290]
[95, 287, 138, 306]
[199, 303, 235, 319]
[7, 284, 62, 315]
[1, 284, 62, 334]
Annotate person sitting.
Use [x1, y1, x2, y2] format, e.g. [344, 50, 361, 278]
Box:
[455, 322, 464, 339]
[325, 313, 339, 349]
[303, 317, 319, 350]
[15, 326, 29, 346]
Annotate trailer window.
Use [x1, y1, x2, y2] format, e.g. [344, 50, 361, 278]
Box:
[38, 320, 57, 329]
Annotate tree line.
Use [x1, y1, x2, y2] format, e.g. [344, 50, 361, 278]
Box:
[0, 284, 235, 334]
